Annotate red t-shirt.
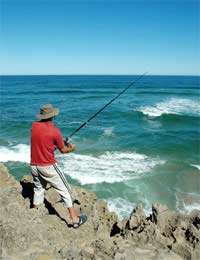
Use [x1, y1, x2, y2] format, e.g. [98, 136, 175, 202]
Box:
[31, 121, 65, 166]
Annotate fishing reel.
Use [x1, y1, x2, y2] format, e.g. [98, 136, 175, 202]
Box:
[64, 137, 71, 147]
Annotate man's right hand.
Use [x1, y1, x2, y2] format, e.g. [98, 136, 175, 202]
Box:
[68, 143, 75, 151]
[60, 143, 76, 154]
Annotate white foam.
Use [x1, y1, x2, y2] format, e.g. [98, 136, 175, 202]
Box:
[182, 203, 200, 213]
[59, 151, 164, 185]
[103, 127, 114, 137]
[107, 197, 152, 220]
[107, 198, 135, 220]
[0, 144, 30, 163]
[64, 121, 82, 125]
[176, 191, 200, 214]
[0, 144, 164, 186]
[191, 164, 200, 170]
[135, 98, 200, 117]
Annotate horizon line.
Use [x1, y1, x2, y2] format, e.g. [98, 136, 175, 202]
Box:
[0, 73, 199, 77]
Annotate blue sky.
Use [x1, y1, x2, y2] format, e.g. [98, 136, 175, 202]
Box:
[0, 0, 199, 75]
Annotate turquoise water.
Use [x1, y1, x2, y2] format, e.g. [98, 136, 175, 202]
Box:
[0, 75, 199, 218]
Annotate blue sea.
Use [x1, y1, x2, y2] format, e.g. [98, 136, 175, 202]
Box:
[0, 75, 199, 218]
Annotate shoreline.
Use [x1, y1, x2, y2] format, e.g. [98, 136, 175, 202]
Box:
[2, 154, 200, 220]
[0, 163, 199, 260]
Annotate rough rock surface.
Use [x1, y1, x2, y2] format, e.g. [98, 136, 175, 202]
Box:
[0, 163, 199, 260]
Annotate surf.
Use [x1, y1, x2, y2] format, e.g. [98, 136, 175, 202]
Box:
[58, 151, 165, 185]
[134, 97, 200, 117]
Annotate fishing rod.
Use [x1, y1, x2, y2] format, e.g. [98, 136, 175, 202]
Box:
[65, 72, 147, 144]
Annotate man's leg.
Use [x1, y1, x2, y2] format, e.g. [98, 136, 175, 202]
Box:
[51, 163, 79, 222]
[34, 164, 87, 227]
[30, 165, 46, 208]
[36, 164, 79, 222]
[68, 207, 79, 222]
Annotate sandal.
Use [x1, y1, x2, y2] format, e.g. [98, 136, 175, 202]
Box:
[73, 214, 87, 229]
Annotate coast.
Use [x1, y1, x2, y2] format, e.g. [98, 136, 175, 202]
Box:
[0, 163, 199, 260]
[1, 75, 200, 218]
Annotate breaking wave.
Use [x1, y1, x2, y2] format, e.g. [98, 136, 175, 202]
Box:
[191, 164, 200, 170]
[107, 197, 152, 219]
[134, 98, 200, 117]
[59, 151, 164, 185]
[176, 191, 200, 214]
[0, 145, 164, 186]
[0, 144, 30, 163]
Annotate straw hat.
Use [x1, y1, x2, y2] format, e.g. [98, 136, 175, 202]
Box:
[36, 104, 59, 119]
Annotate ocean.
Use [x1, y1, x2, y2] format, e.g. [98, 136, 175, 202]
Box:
[0, 75, 199, 218]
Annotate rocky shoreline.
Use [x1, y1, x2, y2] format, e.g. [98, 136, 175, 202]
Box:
[0, 163, 199, 260]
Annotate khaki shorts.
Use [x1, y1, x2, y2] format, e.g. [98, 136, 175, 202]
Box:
[30, 163, 73, 207]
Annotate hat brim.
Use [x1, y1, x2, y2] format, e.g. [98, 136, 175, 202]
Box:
[36, 108, 59, 119]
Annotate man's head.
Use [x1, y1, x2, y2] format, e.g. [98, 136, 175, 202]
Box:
[36, 104, 59, 120]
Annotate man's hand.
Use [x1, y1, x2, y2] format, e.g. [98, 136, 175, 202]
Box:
[68, 143, 75, 151]
[60, 143, 76, 154]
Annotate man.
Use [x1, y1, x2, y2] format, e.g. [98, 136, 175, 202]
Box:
[30, 104, 87, 228]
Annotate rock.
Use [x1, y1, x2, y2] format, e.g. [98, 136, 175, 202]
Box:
[190, 210, 200, 230]
[0, 163, 199, 260]
[0, 163, 10, 186]
[38, 253, 53, 260]
[192, 247, 200, 260]
[124, 202, 200, 259]
[152, 203, 179, 237]
[172, 243, 192, 260]
[80, 246, 95, 259]
[155, 250, 184, 260]
[152, 203, 169, 223]
[128, 205, 146, 230]
[173, 226, 186, 244]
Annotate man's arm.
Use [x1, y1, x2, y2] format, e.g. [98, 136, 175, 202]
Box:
[59, 143, 75, 154]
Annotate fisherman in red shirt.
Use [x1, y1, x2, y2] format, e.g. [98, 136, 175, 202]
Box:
[30, 104, 87, 228]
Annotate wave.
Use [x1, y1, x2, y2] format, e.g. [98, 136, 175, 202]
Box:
[107, 198, 136, 220]
[0, 144, 30, 163]
[109, 190, 200, 219]
[59, 152, 164, 185]
[134, 98, 200, 117]
[64, 121, 83, 125]
[16, 90, 87, 95]
[107, 197, 151, 220]
[102, 127, 114, 137]
[0, 145, 164, 185]
[16, 89, 118, 96]
[135, 85, 199, 90]
[190, 164, 200, 170]
[136, 91, 198, 96]
[176, 191, 200, 214]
